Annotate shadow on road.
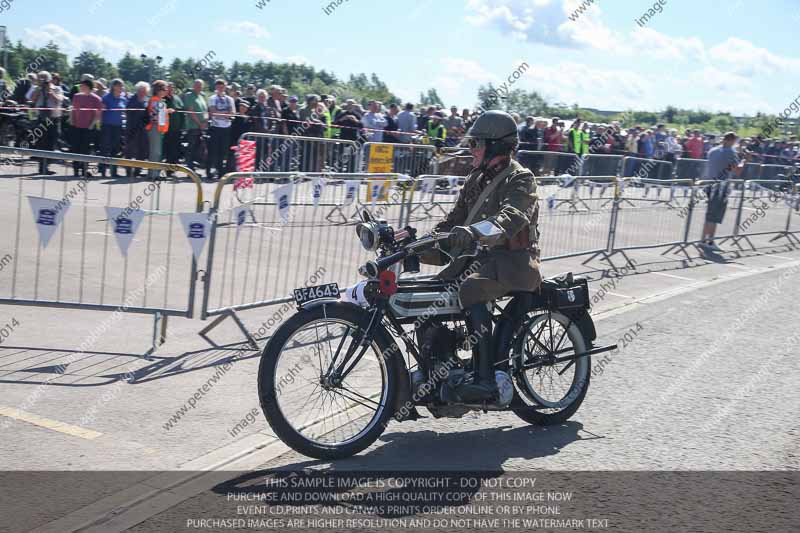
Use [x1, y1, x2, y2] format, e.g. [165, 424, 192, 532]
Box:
[211, 421, 593, 518]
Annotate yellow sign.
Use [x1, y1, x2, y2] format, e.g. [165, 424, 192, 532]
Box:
[366, 144, 394, 202]
[367, 143, 394, 173]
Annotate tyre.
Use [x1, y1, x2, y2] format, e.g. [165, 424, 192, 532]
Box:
[258, 303, 398, 459]
[510, 311, 590, 425]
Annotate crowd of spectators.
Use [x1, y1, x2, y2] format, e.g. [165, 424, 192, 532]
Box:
[516, 116, 800, 166]
[1, 67, 798, 179]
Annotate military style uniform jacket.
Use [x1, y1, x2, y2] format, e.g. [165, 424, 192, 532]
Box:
[420, 158, 542, 305]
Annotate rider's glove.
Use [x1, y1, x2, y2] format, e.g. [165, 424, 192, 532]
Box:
[449, 225, 475, 252]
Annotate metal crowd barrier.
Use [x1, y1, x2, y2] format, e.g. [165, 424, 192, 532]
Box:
[609, 178, 696, 255]
[621, 156, 674, 180]
[0, 146, 204, 353]
[198, 171, 411, 343]
[517, 150, 579, 177]
[716, 180, 797, 249]
[581, 154, 623, 177]
[539, 177, 618, 262]
[239, 132, 361, 174]
[675, 158, 707, 180]
[360, 142, 437, 177]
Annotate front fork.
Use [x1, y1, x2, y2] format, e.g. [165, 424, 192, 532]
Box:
[325, 303, 385, 383]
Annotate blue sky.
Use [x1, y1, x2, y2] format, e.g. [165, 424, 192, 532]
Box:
[3, 0, 799, 115]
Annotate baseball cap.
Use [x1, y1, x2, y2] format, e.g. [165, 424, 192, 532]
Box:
[289, 95, 298, 102]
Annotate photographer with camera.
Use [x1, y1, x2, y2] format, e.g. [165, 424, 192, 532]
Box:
[26, 71, 64, 175]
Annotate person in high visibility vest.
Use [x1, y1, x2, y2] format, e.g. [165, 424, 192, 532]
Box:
[146, 80, 171, 178]
[325, 95, 341, 138]
[426, 111, 447, 148]
[567, 118, 583, 155]
[580, 122, 591, 156]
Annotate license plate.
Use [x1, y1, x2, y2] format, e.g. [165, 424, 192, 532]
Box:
[293, 283, 340, 306]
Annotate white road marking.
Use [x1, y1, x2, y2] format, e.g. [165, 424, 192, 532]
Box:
[650, 271, 695, 281]
[590, 288, 632, 298]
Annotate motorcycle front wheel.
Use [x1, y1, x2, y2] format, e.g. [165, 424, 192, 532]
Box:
[510, 311, 591, 426]
[258, 303, 398, 459]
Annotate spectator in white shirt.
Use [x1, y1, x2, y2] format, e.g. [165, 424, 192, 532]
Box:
[207, 79, 236, 178]
[361, 100, 387, 143]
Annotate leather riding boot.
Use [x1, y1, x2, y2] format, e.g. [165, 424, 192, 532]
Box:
[453, 303, 496, 402]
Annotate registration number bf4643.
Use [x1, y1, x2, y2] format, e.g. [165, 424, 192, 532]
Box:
[293, 283, 340, 306]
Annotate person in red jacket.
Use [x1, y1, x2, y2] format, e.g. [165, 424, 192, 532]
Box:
[544, 117, 562, 151]
[685, 130, 705, 159]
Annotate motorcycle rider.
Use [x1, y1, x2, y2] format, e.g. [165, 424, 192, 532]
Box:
[419, 110, 541, 402]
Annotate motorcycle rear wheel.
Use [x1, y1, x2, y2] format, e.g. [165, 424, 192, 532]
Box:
[510, 311, 591, 425]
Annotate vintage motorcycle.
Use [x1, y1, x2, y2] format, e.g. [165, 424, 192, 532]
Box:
[258, 211, 617, 459]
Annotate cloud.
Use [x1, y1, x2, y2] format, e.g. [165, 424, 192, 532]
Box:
[465, 0, 614, 48]
[524, 61, 652, 110]
[629, 28, 706, 61]
[23, 24, 165, 59]
[709, 37, 800, 76]
[217, 21, 270, 40]
[246, 45, 277, 61]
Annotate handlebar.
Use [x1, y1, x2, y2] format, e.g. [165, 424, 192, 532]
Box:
[361, 232, 451, 277]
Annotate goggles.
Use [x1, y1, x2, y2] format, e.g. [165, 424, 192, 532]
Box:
[468, 138, 486, 149]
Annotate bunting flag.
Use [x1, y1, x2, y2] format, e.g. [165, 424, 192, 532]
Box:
[343, 180, 359, 206]
[179, 213, 212, 259]
[448, 176, 459, 192]
[599, 184, 608, 197]
[683, 186, 690, 198]
[311, 176, 326, 207]
[644, 185, 650, 197]
[655, 186, 663, 198]
[546, 194, 556, 209]
[235, 140, 256, 172]
[588, 183, 595, 197]
[560, 175, 575, 188]
[670, 185, 677, 201]
[233, 205, 253, 228]
[105, 207, 145, 256]
[420, 177, 437, 195]
[272, 182, 294, 223]
[28, 196, 70, 249]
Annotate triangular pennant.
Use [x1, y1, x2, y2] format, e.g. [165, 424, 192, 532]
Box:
[105, 207, 145, 256]
[588, 183, 595, 197]
[670, 185, 677, 201]
[272, 183, 294, 223]
[28, 196, 70, 248]
[655, 186, 662, 198]
[343, 180, 359, 206]
[420, 177, 437, 195]
[547, 194, 556, 209]
[644, 185, 650, 197]
[311, 177, 327, 207]
[179, 213, 212, 260]
[232, 205, 253, 228]
[448, 176, 459, 191]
